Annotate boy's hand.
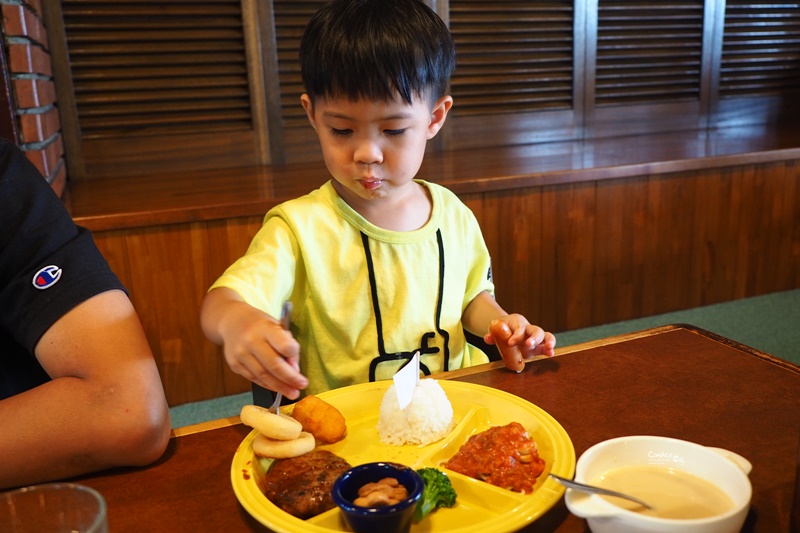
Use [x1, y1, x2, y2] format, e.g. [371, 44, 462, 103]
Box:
[484, 314, 556, 372]
[217, 302, 308, 399]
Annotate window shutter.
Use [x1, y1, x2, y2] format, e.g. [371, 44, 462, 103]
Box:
[589, 0, 706, 138]
[720, 1, 800, 98]
[61, 1, 252, 138]
[47, 1, 800, 173]
[444, 0, 579, 149]
[448, 1, 575, 116]
[273, 0, 579, 156]
[52, 0, 268, 178]
[272, 0, 327, 163]
[595, 1, 704, 106]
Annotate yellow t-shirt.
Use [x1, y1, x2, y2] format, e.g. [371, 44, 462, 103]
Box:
[210, 180, 494, 395]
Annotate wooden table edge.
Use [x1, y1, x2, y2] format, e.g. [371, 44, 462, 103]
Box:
[440, 323, 800, 381]
[170, 415, 242, 438]
[168, 323, 799, 438]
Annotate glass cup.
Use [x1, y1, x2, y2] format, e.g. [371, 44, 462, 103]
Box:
[0, 483, 108, 533]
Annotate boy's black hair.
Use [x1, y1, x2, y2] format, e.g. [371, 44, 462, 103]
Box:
[299, 0, 455, 105]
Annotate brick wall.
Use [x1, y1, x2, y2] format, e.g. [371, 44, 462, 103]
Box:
[0, 0, 66, 196]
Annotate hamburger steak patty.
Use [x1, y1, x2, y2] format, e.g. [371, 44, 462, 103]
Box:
[262, 449, 352, 519]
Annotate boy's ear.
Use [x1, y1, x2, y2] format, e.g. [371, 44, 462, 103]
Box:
[300, 94, 318, 132]
[427, 95, 453, 140]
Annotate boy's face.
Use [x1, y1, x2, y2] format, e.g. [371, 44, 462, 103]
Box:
[301, 93, 452, 208]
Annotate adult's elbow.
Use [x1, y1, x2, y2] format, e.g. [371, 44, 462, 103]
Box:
[132, 401, 171, 466]
[109, 391, 172, 468]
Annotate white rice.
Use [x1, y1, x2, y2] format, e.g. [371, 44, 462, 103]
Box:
[377, 379, 454, 446]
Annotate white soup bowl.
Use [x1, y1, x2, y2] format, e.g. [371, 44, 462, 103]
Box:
[564, 435, 752, 533]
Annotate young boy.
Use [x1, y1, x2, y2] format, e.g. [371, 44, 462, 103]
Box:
[200, 0, 555, 400]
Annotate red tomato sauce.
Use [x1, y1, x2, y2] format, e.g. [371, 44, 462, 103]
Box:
[443, 422, 545, 493]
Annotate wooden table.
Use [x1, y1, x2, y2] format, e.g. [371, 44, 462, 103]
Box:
[70, 325, 800, 532]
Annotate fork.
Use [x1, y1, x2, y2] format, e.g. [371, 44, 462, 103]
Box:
[269, 300, 293, 416]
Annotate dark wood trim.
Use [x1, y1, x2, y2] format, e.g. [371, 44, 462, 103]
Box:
[241, 0, 270, 165]
[581, 0, 596, 135]
[443, 322, 800, 384]
[702, 0, 725, 121]
[252, 0, 285, 164]
[41, 0, 86, 179]
[680, 324, 800, 375]
[573, 0, 588, 132]
[0, 37, 19, 144]
[43, 1, 800, 178]
[80, 139, 800, 406]
[68, 125, 800, 232]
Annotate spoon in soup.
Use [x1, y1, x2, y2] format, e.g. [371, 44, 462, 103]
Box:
[549, 473, 654, 510]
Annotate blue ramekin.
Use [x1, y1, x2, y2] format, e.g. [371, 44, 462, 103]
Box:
[331, 462, 423, 533]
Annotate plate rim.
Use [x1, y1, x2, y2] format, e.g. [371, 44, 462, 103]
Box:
[231, 379, 575, 533]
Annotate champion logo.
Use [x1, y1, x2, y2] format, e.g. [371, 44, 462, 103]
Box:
[32, 265, 62, 289]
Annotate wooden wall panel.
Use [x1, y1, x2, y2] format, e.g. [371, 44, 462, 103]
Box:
[205, 216, 264, 395]
[205, 216, 264, 280]
[88, 159, 800, 406]
[741, 165, 773, 296]
[122, 224, 224, 406]
[92, 229, 132, 293]
[753, 163, 797, 294]
[476, 189, 546, 331]
[781, 161, 800, 289]
[692, 165, 742, 304]
[94, 222, 259, 405]
[742, 165, 770, 295]
[543, 182, 597, 331]
[641, 174, 699, 316]
[593, 177, 649, 325]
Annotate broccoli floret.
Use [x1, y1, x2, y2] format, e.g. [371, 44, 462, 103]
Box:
[414, 467, 458, 522]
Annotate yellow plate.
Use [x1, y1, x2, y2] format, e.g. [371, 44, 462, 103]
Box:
[231, 380, 575, 533]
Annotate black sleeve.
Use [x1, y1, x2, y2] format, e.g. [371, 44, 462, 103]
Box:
[0, 138, 126, 354]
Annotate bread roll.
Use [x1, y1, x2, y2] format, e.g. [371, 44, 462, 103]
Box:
[240, 404, 303, 441]
[252, 431, 316, 459]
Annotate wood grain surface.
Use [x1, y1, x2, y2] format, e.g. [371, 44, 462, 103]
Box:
[68, 130, 800, 405]
[68, 326, 800, 533]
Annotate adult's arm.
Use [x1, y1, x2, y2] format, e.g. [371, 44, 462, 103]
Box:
[0, 289, 171, 489]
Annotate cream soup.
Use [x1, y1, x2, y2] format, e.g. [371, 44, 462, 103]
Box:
[590, 465, 735, 519]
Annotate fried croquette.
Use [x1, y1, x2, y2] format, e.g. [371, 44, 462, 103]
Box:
[291, 394, 347, 443]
